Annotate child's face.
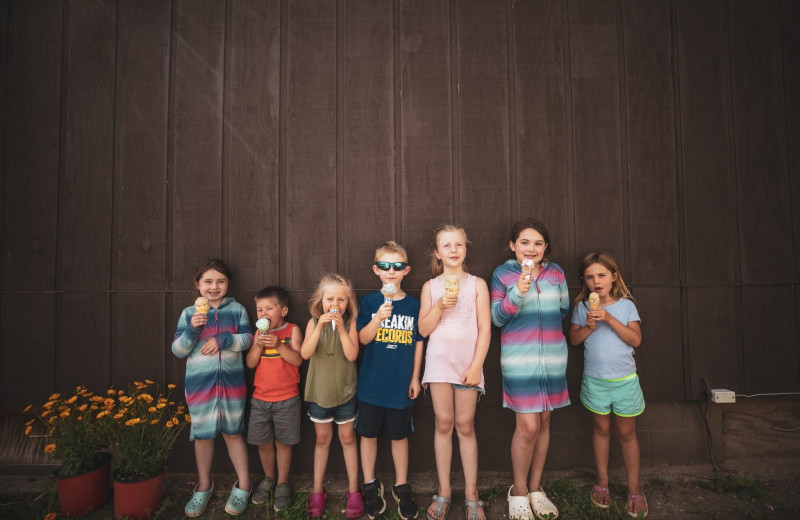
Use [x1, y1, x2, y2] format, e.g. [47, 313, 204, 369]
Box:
[322, 284, 350, 313]
[434, 230, 467, 270]
[373, 252, 410, 287]
[510, 228, 547, 266]
[195, 269, 228, 306]
[255, 297, 287, 327]
[582, 262, 617, 298]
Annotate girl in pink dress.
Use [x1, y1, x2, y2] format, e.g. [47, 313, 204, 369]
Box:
[419, 225, 492, 520]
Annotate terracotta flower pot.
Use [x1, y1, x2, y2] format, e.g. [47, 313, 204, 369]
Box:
[113, 472, 165, 519]
[56, 456, 111, 516]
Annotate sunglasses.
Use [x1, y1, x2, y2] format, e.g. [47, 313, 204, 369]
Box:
[375, 261, 408, 271]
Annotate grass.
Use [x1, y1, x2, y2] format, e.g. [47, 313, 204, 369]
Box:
[545, 478, 630, 519]
[694, 473, 768, 502]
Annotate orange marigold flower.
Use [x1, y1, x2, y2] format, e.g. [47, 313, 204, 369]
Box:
[65, 396, 78, 404]
[107, 389, 116, 395]
[76, 416, 83, 422]
[125, 418, 142, 426]
[25, 425, 32, 435]
[43, 401, 54, 409]
[145, 379, 155, 385]
[172, 416, 180, 424]
[148, 406, 156, 412]
[166, 420, 174, 428]
[78, 404, 88, 411]
[96, 410, 108, 419]
[59, 410, 70, 418]
[90, 396, 104, 402]
[156, 403, 166, 409]
[25, 418, 34, 425]
[137, 394, 154, 403]
[48, 393, 60, 401]
[113, 413, 124, 419]
[104, 398, 115, 408]
[185, 414, 192, 422]
[44, 444, 56, 454]
[23, 404, 33, 412]
[44, 512, 57, 520]
[168, 384, 176, 389]
[118, 390, 124, 395]
[150, 419, 159, 425]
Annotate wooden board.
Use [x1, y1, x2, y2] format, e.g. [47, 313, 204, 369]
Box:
[224, 0, 281, 289]
[785, 1, 800, 276]
[112, 292, 166, 387]
[621, 0, 679, 285]
[58, 293, 111, 392]
[633, 287, 683, 401]
[686, 287, 738, 399]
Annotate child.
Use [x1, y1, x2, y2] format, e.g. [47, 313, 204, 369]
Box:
[356, 241, 424, 520]
[300, 274, 363, 518]
[171, 258, 253, 517]
[568, 252, 646, 518]
[490, 218, 569, 520]
[245, 286, 303, 512]
[419, 225, 491, 520]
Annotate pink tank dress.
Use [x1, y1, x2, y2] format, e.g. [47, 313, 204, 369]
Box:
[421, 274, 485, 389]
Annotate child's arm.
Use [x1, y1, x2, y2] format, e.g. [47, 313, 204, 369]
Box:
[462, 278, 492, 386]
[591, 309, 642, 347]
[300, 318, 322, 360]
[337, 315, 360, 362]
[171, 310, 201, 358]
[408, 339, 424, 399]
[490, 270, 529, 327]
[568, 322, 592, 345]
[208, 306, 254, 353]
[278, 324, 304, 366]
[568, 302, 592, 345]
[245, 333, 263, 368]
[358, 302, 392, 345]
[418, 281, 447, 337]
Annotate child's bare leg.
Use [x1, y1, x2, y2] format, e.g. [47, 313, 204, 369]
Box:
[222, 432, 251, 490]
[428, 383, 454, 518]
[275, 441, 292, 484]
[258, 442, 276, 479]
[194, 438, 214, 491]
[391, 438, 409, 485]
[592, 413, 612, 487]
[615, 416, 641, 494]
[338, 421, 360, 493]
[361, 436, 379, 482]
[454, 388, 482, 519]
[510, 412, 540, 495]
[528, 411, 551, 491]
[313, 422, 333, 493]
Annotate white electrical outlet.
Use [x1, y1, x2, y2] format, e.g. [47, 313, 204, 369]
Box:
[710, 389, 736, 403]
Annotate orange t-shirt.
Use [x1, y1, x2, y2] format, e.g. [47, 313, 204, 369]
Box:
[253, 322, 301, 402]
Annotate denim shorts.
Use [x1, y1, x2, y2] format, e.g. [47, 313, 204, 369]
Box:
[580, 374, 645, 417]
[307, 395, 357, 424]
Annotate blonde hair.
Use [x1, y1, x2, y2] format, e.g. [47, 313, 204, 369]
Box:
[428, 224, 469, 277]
[374, 240, 408, 263]
[571, 252, 634, 311]
[307, 273, 358, 326]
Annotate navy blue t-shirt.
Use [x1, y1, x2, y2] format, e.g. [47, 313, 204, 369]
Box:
[357, 290, 423, 409]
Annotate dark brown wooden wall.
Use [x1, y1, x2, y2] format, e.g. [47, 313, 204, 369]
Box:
[2, 0, 799, 472]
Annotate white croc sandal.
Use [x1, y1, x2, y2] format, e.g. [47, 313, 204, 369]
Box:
[528, 488, 559, 520]
[507, 485, 534, 520]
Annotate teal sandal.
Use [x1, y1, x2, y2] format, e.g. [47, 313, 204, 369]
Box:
[224, 481, 251, 516]
[185, 481, 214, 517]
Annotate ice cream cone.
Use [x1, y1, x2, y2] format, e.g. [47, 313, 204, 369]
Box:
[588, 292, 600, 310]
[521, 259, 535, 280]
[256, 318, 271, 337]
[329, 304, 339, 331]
[444, 275, 459, 297]
[381, 283, 397, 304]
[194, 297, 210, 315]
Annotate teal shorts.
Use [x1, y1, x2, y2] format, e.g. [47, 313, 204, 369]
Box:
[580, 374, 645, 417]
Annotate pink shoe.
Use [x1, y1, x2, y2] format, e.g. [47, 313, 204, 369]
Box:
[346, 491, 365, 518]
[308, 487, 327, 518]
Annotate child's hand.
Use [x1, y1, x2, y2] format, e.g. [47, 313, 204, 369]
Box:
[200, 337, 219, 356]
[375, 302, 393, 322]
[461, 366, 481, 387]
[317, 312, 335, 329]
[331, 311, 345, 332]
[257, 332, 277, 349]
[408, 377, 421, 399]
[438, 293, 458, 309]
[516, 273, 532, 294]
[191, 312, 208, 329]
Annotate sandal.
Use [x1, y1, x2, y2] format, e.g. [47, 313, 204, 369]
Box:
[308, 487, 328, 518]
[627, 493, 648, 518]
[185, 481, 214, 517]
[224, 481, 251, 516]
[426, 494, 451, 520]
[528, 488, 558, 520]
[590, 485, 610, 509]
[465, 499, 485, 520]
[346, 491, 365, 518]
[507, 486, 534, 520]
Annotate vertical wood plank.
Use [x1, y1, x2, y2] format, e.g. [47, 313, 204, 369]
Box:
[456, 0, 510, 280]
[676, 0, 736, 285]
[58, 293, 111, 391]
[400, 0, 452, 288]
[341, 0, 394, 287]
[634, 287, 683, 401]
[621, 0, 678, 285]
[1, 294, 56, 405]
[285, 0, 337, 287]
[59, 0, 115, 291]
[225, 0, 281, 289]
[686, 287, 738, 398]
[512, 0, 572, 272]
[171, 0, 225, 286]
[113, 0, 170, 290]
[2, 0, 62, 291]
[568, 0, 625, 264]
[784, 1, 800, 280]
[0, 0, 7, 282]
[729, 0, 793, 285]
[112, 293, 166, 386]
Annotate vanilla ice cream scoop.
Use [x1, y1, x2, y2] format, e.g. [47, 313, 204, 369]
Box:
[194, 297, 210, 315]
[255, 318, 271, 336]
[521, 259, 535, 280]
[381, 283, 397, 304]
[444, 274, 460, 297]
[588, 292, 600, 310]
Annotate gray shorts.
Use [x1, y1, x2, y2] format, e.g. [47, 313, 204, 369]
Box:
[247, 395, 301, 446]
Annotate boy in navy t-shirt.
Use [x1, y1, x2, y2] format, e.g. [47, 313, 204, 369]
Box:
[356, 241, 424, 520]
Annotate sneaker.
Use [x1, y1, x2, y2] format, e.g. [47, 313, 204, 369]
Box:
[392, 483, 419, 519]
[362, 479, 387, 519]
[251, 476, 275, 505]
[274, 483, 292, 512]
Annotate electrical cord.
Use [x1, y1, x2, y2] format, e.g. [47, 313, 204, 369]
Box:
[699, 377, 720, 474]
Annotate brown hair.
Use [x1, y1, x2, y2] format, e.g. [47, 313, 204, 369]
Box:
[192, 258, 232, 297]
[307, 273, 358, 326]
[255, 286, 289, 308]
[374, 240, 408, 263]
[428, 224, 469, 277]
[508, 218, 552, 257]
[571, 252, 634, 310]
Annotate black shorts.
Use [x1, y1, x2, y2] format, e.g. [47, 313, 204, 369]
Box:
[355, 400, 414, 440]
